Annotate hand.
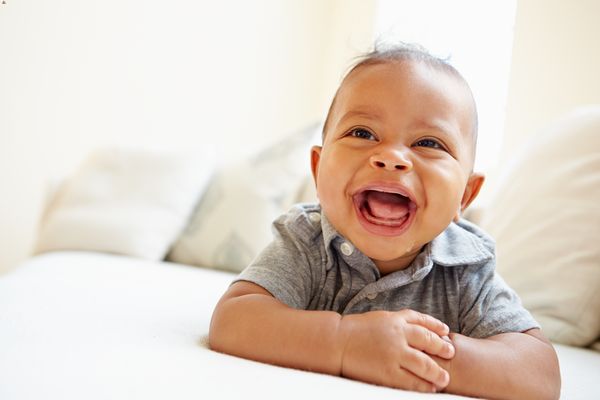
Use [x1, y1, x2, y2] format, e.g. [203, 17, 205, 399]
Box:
[338, 309, 455, 393]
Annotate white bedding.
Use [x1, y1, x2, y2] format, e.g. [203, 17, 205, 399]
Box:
[1, 252, 598, 399]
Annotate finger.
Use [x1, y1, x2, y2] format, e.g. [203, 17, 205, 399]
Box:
[389, 366, 439, 393]
[405, 324, 455, 359]
[398, 309, 450, 337]
[400, 348, 450, 390]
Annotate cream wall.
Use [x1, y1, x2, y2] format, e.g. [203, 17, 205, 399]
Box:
[501, 0, 600, 166]
[3, 0, 597, 275]
[0, 0, 375, 274]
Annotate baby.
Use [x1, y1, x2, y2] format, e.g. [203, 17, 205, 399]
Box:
[209, 43, 560, 399]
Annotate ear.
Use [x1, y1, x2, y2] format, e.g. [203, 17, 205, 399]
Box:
[453, 172, 485, 222]
[310, 145, 322, 188]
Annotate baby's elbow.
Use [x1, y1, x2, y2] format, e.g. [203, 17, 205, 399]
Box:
[207, 314, 222, 352]
[523, 330, 561, 400]
[544, 356, 561, 400]
[207, 324, 222, 353]
[537, 344, 561, 400]
[517, 349, 560, 400]
[538, 376, 560, 400]
[207, 301, 233, 353]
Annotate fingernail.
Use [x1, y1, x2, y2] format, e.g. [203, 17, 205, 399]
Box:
[441, 370, 450, 386]
[447, 342, 455, 356]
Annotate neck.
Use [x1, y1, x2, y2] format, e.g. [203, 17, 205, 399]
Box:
[372, 246, 423, 276]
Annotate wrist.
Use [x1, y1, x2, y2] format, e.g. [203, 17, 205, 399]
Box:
[441, 333, 474, 394]
[433, 333, 458, 392]
[335, 313, 359, 377]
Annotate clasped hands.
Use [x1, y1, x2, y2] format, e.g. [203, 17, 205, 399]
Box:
[338, 309, 455, 393]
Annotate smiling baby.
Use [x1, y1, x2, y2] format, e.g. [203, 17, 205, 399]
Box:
[209, 43, 560, 400]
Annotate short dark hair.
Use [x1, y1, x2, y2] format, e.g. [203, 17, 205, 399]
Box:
[321, 42, 478, 148]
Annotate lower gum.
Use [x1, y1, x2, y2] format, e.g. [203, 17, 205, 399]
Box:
[363, 207, 407, 227]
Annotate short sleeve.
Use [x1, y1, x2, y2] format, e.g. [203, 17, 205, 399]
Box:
[234, 212, 315, 309]
[458, 260, 540, 338]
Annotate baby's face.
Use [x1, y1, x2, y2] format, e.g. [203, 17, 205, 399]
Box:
[311, 61, 483, 273]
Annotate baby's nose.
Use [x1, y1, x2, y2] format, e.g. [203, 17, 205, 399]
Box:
[369, 149, 412, 171]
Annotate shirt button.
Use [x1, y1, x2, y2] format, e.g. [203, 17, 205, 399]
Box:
[309, 212, 321, 223]
[340, 242, 353, 256]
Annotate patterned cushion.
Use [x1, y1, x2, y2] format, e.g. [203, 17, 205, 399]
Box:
[167, 124, 321, 272]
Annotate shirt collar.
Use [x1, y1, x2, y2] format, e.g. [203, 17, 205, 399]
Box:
[320, 209, 340, 252]
[320, 210, 379, 276]
[319, 205, 492, 270]
[428, 219, 494, 266]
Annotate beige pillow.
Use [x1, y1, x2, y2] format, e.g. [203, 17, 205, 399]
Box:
[479, 106, 600, 346]
[167, 124, 321, 272]
[35, 147, 214, 261]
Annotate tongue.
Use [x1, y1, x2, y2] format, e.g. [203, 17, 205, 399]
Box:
[366, 191, 410, 220]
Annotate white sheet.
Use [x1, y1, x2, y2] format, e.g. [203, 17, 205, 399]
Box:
[1, 252, 598, 399]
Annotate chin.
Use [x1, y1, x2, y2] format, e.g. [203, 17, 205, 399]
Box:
[359, 239, 414, 262]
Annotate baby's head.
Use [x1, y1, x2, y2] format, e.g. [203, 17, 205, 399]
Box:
[311, 43, 484, 274]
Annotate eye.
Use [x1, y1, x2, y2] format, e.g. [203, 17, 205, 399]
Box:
[348, 128, 376, 141]
[414, 138, 444, 150]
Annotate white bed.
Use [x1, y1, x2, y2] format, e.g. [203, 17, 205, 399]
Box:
[3, 108, 599, 400]
[1, 251, 599, 400]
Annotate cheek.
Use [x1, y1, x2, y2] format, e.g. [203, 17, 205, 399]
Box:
[315, 157, 338, 201]
[425, 163, 467, 208]
[315, 150, 356, 206]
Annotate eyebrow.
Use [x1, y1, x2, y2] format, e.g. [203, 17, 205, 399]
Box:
[336, 108, 384, 126]
[411, 118, 461, 139]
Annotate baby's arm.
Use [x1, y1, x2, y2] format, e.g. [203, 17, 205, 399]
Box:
[435, 329, 560, 400]
[209, 281, 455, 392]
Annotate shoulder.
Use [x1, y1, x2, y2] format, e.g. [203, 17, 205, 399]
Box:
[271, 203, 324, 246]
[237, 204, 324, 309]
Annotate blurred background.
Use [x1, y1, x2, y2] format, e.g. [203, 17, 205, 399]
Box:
[1, 0, 599, 274]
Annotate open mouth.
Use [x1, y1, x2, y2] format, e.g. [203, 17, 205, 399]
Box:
[353, 187, 417, 236]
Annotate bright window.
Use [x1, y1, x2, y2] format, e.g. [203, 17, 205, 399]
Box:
[373, 0, 517, 173]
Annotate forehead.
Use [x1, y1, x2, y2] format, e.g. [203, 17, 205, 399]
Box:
[329, 60, 476, 146]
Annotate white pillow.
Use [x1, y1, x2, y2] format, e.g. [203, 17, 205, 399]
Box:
[35, 147, 214, 261]
[479, 106, 600, 346]
[167, 124, 321, 272]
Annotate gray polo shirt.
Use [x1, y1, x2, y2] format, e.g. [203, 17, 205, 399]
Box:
[236, 203, 539, 338]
